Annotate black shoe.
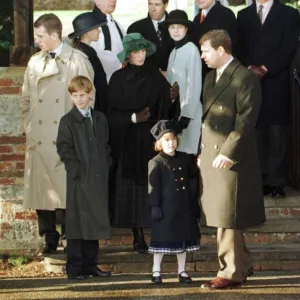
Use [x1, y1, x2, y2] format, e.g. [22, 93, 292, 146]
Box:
[178, 272, 193, 283]
[151, 272, 162, 285]
[42, 244, 57, 254]
[67, 274, 88, 280]
[89, 268, 112, 277]
[243, 267, 254, 283]
[263, 185, 272, 196]
[133, 240, 149, 254]
[271, 186, 286, 198]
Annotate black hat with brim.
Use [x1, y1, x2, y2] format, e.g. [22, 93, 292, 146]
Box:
[164, 9, 193, 30]
[68, 12, 107, 39]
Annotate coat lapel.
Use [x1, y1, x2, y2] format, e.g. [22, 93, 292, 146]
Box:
[262, 1, 282, 29]
[146, 17, 160, 44]
[203, 59, 240, 116]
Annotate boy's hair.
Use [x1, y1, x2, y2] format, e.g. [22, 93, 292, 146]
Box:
[200, 29, 232, 55]
[154, 134, 179, 152]
[68, 76, 94, 94]
[34, 13, 62, 40]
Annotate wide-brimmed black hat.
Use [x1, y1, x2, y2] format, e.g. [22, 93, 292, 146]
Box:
[164, 9, 193, 29]
[68, 12, 107, 39]
[150, 120, 176, 141]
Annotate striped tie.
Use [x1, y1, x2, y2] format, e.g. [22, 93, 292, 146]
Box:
[258, 5, 263, 24]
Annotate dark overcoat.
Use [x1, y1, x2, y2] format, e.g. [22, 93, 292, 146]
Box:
[237, 1, 300, 125]
[127, 15, 174, 71]
[56, 107, 111, 240]
[76, 42, 108, 114]
[192, 1, 237, 79]
[200, 59, 265, 229]
[148, 152, 200, 242]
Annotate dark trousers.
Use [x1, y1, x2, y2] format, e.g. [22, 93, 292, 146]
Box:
[36, 209, 66, 246]
[256, 125, 287, 186]
[66, 239, 99, 276]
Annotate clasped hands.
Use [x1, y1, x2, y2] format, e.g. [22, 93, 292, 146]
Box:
[249, 65, 267, 80]
[197, 154, 233, 169]
[136, 107, 150, 123]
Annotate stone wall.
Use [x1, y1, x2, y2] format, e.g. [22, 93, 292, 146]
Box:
[0, 67, 40, 255]
[34, 0, 94, 10]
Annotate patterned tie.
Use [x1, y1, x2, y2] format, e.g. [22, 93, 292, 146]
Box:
[85, 111, 93, 124]
[200, 11, 205, 23]
[157, 21, 163, 46]
[258, 5, 263, 24]
[49, 52, 56, 59]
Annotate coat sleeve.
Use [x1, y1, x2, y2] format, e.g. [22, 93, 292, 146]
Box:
[180, 46, 203, 120]
[103, 115, 112, 168]
[56, 117, 81, 180]
[220, 72, 261, 161]
[148, 159, 162, 207]
[263, 8, 300, 76]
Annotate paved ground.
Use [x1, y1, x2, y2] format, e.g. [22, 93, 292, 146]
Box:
[0, 272, 300, 300]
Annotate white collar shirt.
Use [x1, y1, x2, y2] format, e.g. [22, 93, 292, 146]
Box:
[152, 15, 166, 32]
[78, 107, 93, 123]
[48, 42, 64, 57]
[203, 1, 216, 17]
[256, 0, 274, 24]
[216, 56, 234, 82]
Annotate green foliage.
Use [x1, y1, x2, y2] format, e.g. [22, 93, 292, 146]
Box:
[7, 255, 29, 268]
[0, 0, 14, 51]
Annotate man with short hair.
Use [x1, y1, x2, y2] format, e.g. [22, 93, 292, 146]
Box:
[92, 0, 125, 81]
[127, 0, 174, 72]
[193, 0, 237, 79]
[21, 13, 94, 254]
[198, 29, 265, 289]
[237, 0, 300, 198]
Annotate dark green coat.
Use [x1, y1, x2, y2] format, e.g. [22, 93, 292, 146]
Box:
[199, 59, 265, 229]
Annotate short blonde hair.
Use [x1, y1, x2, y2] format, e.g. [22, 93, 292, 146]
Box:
[68, 76, 93, 94]
[154, 134, 179, 152]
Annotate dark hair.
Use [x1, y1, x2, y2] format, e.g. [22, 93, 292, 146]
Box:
[162, 0, 169, 4]
[34, 13, 62, 40]
[200, 29, 232, 55]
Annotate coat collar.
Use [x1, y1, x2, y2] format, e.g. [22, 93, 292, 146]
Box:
[203, 58, 241, 116]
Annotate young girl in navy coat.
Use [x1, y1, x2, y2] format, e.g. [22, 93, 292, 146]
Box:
[148, 120, 200, 285]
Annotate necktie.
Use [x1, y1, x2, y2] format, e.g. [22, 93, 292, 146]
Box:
[49, 52, 56, 59]
[258, 5, 263, 24]
[200, 11, 205, 23]
[85, 111, 93, 124]
[157, 22, 163, 46]
[216, 70, 222, 83]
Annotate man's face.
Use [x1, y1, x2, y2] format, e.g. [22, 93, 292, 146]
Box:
[94, 0, 117, 14]
[34, 26, 58, 51]
[196, 0, 216, 10]
[148, 0, 167, 21]
[200, 40, 221, 69]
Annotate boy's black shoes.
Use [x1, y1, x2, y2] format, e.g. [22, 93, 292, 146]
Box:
[178, 272, 192, 284]
[151, 272, 162, 285]
[271, 186, 286, 198]
[42, 244, 57, 254]
[89, 268, 112, 277]
[67, 274, 89, 280]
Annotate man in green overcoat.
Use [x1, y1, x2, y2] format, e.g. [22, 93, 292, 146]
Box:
[198, 29, 265, 289]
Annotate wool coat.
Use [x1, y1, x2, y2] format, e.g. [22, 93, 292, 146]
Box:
[237, 1, 300, 125]
[167, 40, 202, 154]
[20, 43, 94, 210]
[200, 59, 265, 229]
[56, 107, 111, 240]
[148, 152, 200, 242]
[192, 1, 237, 80]
[127, 14, 174, 71]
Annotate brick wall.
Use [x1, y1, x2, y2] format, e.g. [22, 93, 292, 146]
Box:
[0, 67, 40, 255]
[34, 0, 93, 10]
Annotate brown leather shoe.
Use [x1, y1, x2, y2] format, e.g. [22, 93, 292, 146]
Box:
[201, 277, 242, 289]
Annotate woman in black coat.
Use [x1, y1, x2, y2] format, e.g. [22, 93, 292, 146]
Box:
[107, 33, 180, 253]
[69, 12, 108, 113]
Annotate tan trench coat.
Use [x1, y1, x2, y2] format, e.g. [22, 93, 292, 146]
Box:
[20, 43, 94, 210]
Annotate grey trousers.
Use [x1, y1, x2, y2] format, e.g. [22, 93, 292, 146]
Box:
[217, 228, 252, 282]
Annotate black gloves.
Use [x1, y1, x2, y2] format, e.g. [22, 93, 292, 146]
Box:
[151, 206, 163, 221]
[173, 117, 191, 134]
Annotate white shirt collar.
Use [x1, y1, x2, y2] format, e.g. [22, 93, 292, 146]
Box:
[203, 1, 216, 17]
[256, 0, 273, 12]
[49, 42, 63, 56]
[217, 56, 234, 76]
[152, 15, 166, 31]
[77, 106, 92, 117]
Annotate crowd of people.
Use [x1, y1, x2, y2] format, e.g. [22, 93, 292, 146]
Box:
[20, 0, 300, 289]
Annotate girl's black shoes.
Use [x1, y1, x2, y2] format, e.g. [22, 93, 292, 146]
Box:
[151, 272, 163, 285]
[178, 272, 193, 283]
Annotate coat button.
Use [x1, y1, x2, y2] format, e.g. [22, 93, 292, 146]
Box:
[202, 124, 206, 129]
[92, 156, 95, 159]
[182, 186, 186, 190]
[219, 105, 224, 111]
[52, 141, 56, 145]
[37, 141, 42, 145]
[179, 167, 182, 170]
[56, 99, 59, 103]
[177, 189, 179, 191]
[214, 125, 218, 130]
[214, 145, 219, 149]
[175, 179, 178, 182]
[39, 99, 43, 103]
[38, 120, 42, 125]
[53, 120, 58, 124]
[96, 174, 99, 178]
[181, 177, 184, 180]
[201, 143, 205, 149]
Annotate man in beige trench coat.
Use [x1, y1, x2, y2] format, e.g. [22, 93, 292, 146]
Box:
[198, 30, 265, 289]
[20, 14, 94, 253]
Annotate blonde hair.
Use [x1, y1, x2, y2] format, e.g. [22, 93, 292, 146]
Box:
[68, 76, 93, 94]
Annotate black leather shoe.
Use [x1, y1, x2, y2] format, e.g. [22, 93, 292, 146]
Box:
[42, 244, 57, 254]
[263, 185, 272, 196]
[89, 268, 112, 277]
[178, 272, 193, 283]
[271, 186, 286, 198]
[151, 272, 162, 285]
[133, 240, 149, 254]
[67, 274, 88, 280]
